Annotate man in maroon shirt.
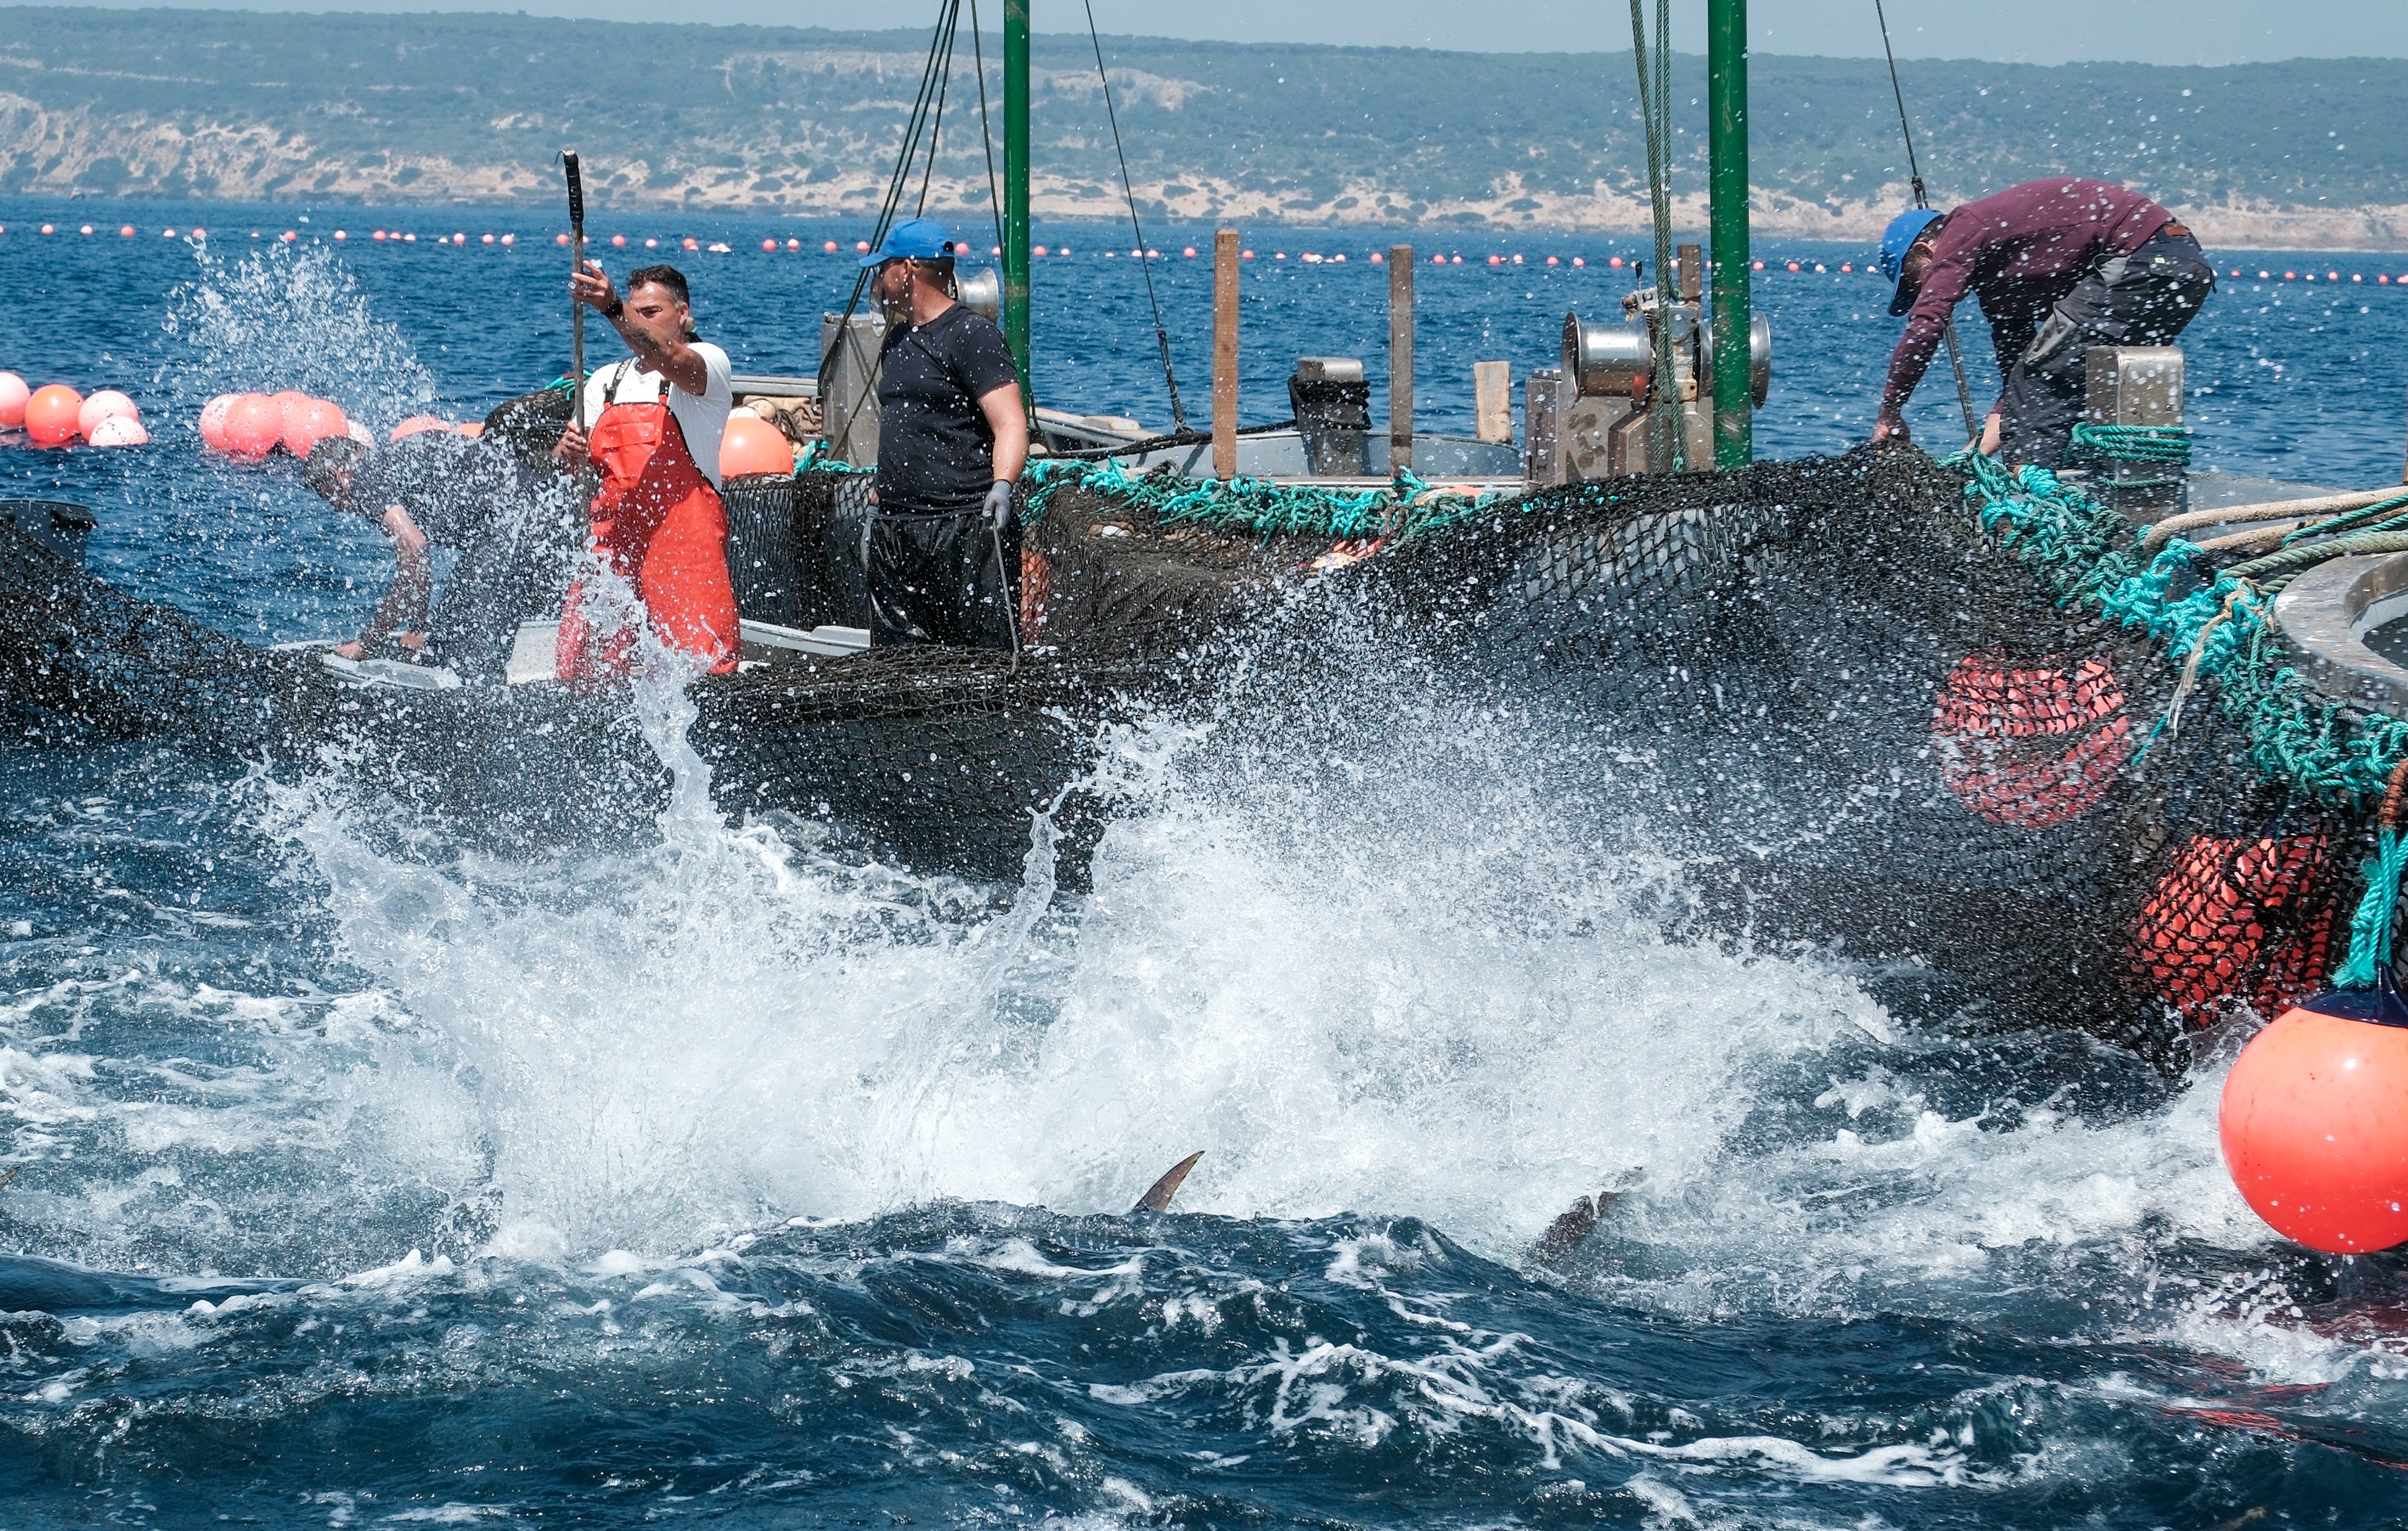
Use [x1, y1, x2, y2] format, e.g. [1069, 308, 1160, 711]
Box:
[1871, 178, 2213, 465]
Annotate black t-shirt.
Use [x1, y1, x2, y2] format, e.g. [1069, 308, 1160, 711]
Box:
[350, 431, 487, 546]
[874, 303, 1019, 514]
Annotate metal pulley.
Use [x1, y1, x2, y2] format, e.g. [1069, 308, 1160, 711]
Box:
[1698, 311, 1773, 408]
[956, 267, 1002, 324]
[1561, 312, 1654, 398]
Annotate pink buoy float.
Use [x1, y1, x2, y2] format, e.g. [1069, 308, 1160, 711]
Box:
[86, 416, 149, 448]
[217, 395, 283, 459]
[76, 391, 138, 439]
[0, 371, 30, 429]
[388, 415, 453, 442]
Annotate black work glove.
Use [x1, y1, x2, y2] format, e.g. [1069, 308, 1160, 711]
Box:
[983, 479, 1016, 532]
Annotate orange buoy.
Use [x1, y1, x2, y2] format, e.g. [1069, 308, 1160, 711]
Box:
[86, 415, 149, 447]
[213, 395, 282, 459]
[719, 414, 794, 478]
[1609, 256, 1624, 268]
[2220, 983, 2408, 1252]
[24, 385, 85, 446]
[388, 414, 452, 442]
[1930, 652, 2133, 828]
[77, 390, 138, 439]
[2132, 832, 2337, 1024]
[0, 371, 28, 428]
[281, 397, 348, 459]
[456, 421, 485, 439]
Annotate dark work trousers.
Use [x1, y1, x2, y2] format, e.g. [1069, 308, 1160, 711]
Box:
[431, 493, 583, 681]
[863, 504, 1021, 650]
[1995, 229, 2216, 467]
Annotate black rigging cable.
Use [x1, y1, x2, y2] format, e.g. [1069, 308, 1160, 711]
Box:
[821, 0, 967, 460]
[1627, 0, 1679, 472]
[967, 0, 1008, 265]
[1873, 0, 1982, 445]
[1082, 0, 1192, 433]
[913, 11, 961, 217]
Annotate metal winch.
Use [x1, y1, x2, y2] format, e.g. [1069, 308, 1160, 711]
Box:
[1525, 242, 1769, 485]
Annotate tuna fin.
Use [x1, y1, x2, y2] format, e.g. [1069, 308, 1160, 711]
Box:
[1531, 1169, 1643, 1269]
[0, 1165, 18, 1192]
[1133, 1151, 1204, 1214]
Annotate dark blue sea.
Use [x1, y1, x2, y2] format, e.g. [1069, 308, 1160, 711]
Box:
[5, 195, 2408, 1528]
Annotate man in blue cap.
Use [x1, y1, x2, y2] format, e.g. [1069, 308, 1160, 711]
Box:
[856, 216, 1029, 650]
[1871, 178, 2213, 465]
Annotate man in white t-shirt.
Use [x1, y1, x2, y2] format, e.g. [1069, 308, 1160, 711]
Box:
[551, 262, 741, 678]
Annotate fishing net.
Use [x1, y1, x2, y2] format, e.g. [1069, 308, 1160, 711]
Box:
[1332, 449, 2375, 1061]
[0, 498, 1146, 881]
[13, 444, 2401, 1055]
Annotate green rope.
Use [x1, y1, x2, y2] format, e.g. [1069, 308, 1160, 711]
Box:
[2224, 529, 2408, 585]
[1948, 448, 2408, 987]
[2066, 422, 2191, 491]
[2067, 421, 2193, 465]
[2333, 826, 2408, 989]
[795, 441, 867, 476]
[1020, 458, 1512, 541]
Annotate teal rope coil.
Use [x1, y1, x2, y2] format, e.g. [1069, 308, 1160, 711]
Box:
[1019, 457, 1511, 540]
[2067, 421, 2191, 491]
[2067, 421, 2193, 465]
[1949, 447, 2408, 987]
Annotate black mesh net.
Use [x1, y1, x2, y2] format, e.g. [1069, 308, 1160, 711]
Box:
[1355, 450, 2357, 1061]
[3, 452, 2377, 1057]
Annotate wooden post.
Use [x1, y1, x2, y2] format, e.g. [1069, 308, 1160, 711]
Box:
[1390, 244, 1414, 470]
[1474, 362, 1512, 444]
[1213, 229, 1239, 480]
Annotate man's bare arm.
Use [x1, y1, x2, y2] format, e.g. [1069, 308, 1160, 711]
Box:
[571, 262, 710, 396]
[356, 507, 432, 650]
[978, 382, 1029, 483]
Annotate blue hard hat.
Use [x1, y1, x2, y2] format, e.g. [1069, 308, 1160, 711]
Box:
[859, 217, 956, 267]
[1880, 207, 1944, 316]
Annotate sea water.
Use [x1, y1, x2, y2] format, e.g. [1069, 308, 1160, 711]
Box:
[3, 198, 2408, 1527]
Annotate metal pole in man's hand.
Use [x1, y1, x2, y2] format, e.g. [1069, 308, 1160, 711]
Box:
[565, 150, 586, 431]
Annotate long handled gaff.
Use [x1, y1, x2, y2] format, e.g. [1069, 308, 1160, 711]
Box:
[1872, 0, 1981, 446]
[564, 150, 586, 431]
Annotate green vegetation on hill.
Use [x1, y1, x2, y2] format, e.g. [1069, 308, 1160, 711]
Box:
[0, 7, 2401, 234]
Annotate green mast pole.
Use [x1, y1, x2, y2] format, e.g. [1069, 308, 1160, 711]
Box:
[1706, 0, 1751, 469]
[1003, 0, 1033, 402]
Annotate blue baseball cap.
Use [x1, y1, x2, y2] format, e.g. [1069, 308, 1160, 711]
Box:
[1880, 207, 1944, 316]
[859, 217, 956, 267]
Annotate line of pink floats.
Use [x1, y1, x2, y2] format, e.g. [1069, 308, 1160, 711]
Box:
[8, 222, 2408, 284]
[0, 374, 148, 447]
[194, 392, 478, 460]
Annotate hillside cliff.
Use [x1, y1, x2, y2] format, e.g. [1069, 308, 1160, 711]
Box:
[3, 8, 2404, 246]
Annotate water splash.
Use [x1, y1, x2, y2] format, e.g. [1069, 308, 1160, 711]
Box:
[158, 241, 443, 433]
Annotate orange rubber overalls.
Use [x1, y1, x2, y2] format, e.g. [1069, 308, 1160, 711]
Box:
[556, 360, 740, 679]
